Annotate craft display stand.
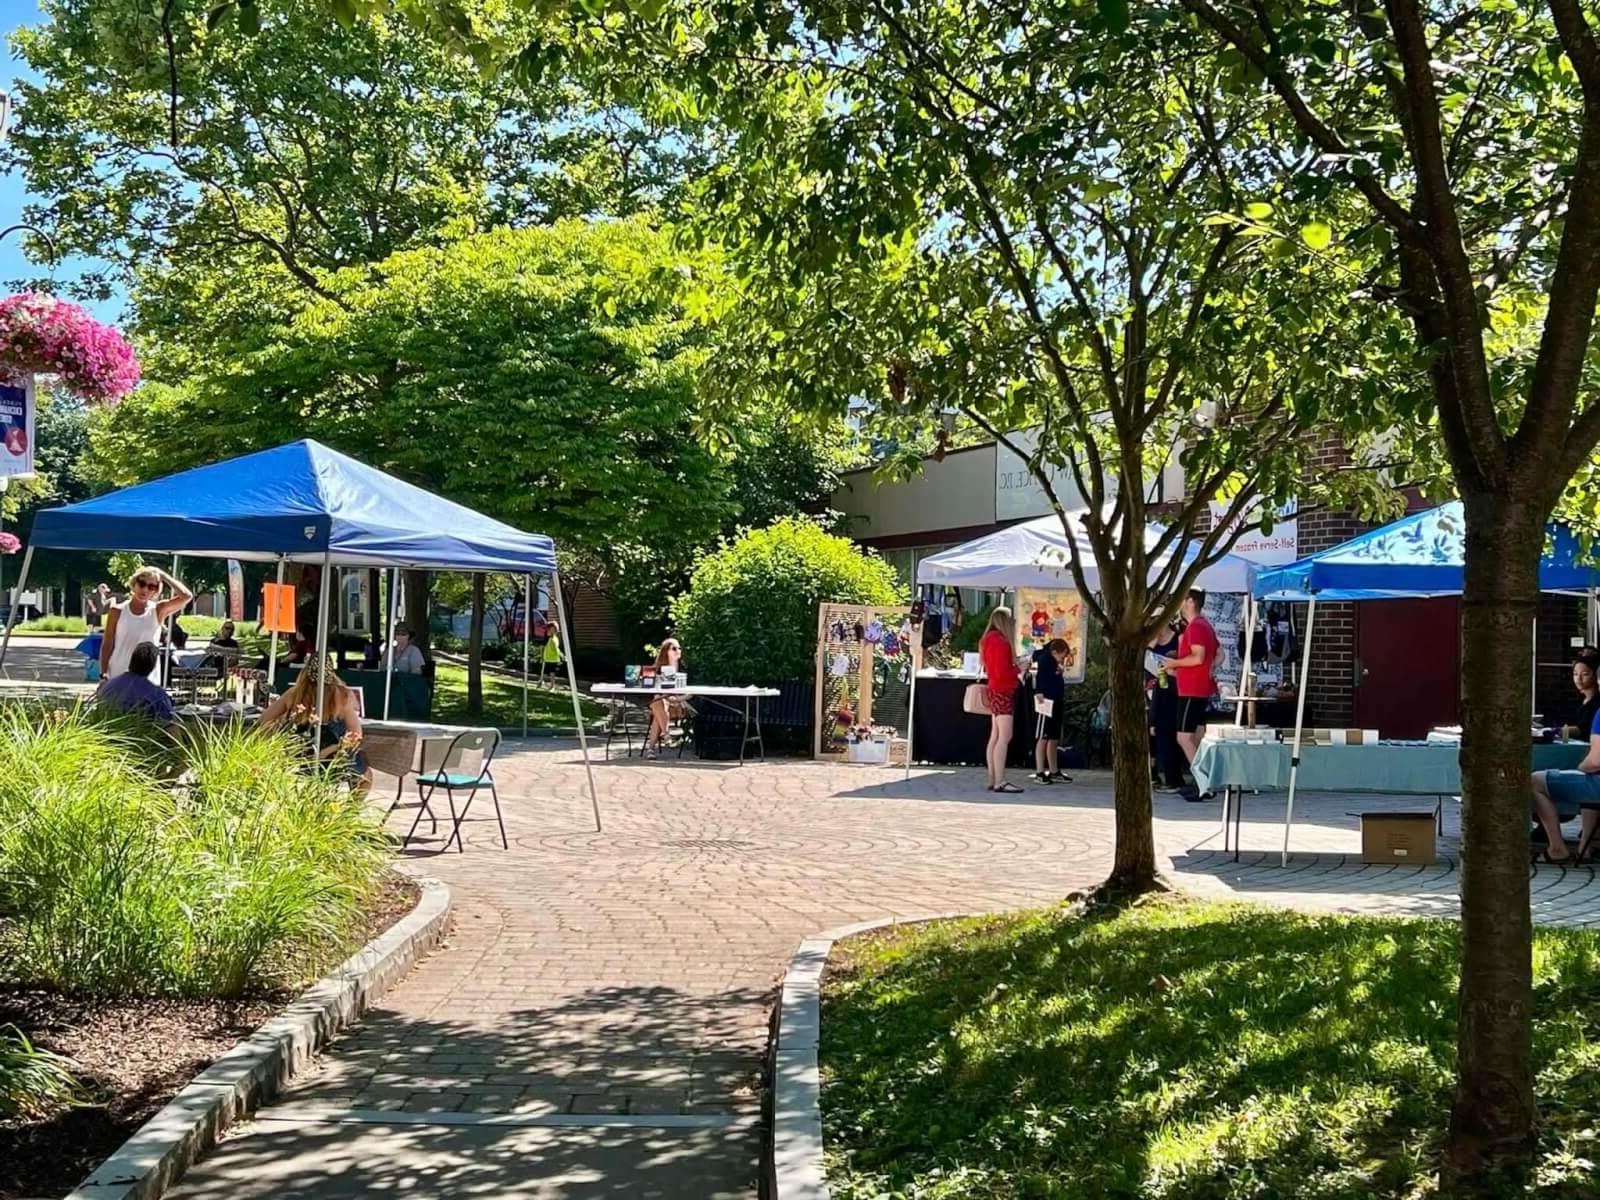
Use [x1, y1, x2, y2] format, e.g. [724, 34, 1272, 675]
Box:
[812, 602, 916, 762]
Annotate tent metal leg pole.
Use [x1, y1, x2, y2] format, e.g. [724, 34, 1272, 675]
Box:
[522, 575, 532, 740]
[552, 570, 601, 833]
[0, 545, 35, 675]
[1236, 594, 1254, 726]
[1282, 596, 1317, 867]
[904, 657, 917, 780]
[164, 554, 179, 684]
[1531, 617, 1539, 723]
[313, 555, 332, 748]
[267, 558, 286, 689]
[382, 567, 399, 721]
[1589, 588, 1597, 647]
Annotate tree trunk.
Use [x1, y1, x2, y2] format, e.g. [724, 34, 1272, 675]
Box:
[1105, 632, 1159, 893]
[1447, 494, 1542, 1188]
[403, 570, 431, 658]
[466, 573, 486, 717]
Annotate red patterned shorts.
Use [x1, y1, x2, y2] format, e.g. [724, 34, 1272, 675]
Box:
[987, 686, 1015, 716]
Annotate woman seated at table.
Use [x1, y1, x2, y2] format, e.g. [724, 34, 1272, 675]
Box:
[1531, 691, 1600, 864]
[644, 638, 690, 760]
[1564, 649, 1600, 741]
[259, 653, 371, 795]
[96, 642, 176, 723]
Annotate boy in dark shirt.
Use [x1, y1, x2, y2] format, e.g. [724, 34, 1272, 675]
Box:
[1031, 638, 1073, 784]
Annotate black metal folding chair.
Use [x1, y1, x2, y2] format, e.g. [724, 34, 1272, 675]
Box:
[403, 729, 503, 852]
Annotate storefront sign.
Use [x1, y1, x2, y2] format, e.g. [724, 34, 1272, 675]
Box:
[1208, 497, 1298, 564]
[1015, 587, 1088, 684]
[995, 426, 1184, 522]
[0, 378, 35, 481]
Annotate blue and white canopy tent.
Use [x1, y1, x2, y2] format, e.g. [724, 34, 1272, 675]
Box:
[1252, 501, 1600, 863]
[0, 440, 601, 829]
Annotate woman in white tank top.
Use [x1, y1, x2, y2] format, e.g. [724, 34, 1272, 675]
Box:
[101, 566, 194, 683]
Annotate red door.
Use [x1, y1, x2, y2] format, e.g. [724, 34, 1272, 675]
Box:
[1354, 597, 1460, 738]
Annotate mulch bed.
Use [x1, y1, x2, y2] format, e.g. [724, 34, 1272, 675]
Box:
[0, 872, 421, 1200]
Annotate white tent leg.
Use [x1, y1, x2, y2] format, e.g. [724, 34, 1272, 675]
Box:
[313, 555, 332, 746]
[552, 570, 601, 833]
[382, 567, 399, 720]
[1589, 588, 1597, 647]
[1235, 594, 1254, 726]
[0, 544, 35, 675]
[1282, 596, 1317, 867]
[904, 647, 918, 780]
[164, 554, 180, 684]
[267, 558, 286, 689]
[1531, 616, 1539, 724]
[522, 574, 532, 740]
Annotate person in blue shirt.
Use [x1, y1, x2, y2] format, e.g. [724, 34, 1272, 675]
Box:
[1030, 638, 1073, 785]
[1531, 697, 1600, 863]
[96, 642, 176, 723]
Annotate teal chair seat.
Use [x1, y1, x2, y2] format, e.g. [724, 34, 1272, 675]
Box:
[399, 729, 503, 853]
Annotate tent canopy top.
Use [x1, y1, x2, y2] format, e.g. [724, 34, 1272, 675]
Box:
[915, 510, 1260, 595]
[29, 440, 557, 575]
[1253, 501, 1600, 600]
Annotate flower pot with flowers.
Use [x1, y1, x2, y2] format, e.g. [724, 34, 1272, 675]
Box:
[0, 293, 140, 405]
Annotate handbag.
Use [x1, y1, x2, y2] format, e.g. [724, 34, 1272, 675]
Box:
[963, 683, 992, 715]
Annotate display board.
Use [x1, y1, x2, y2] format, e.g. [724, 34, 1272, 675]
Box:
[814, 602, 915, 761]
[1014, 587, 1088, 683]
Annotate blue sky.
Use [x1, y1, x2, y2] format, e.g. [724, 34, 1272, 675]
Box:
[1, 0, 125, 323]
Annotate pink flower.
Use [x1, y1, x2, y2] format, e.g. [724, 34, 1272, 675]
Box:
[0, 533, 19, 555]
[0, 293, 140, 405]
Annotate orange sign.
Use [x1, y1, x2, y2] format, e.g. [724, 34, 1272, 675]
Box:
[261, 582, 297, 633]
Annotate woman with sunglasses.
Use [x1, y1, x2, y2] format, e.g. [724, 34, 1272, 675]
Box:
[100, 565, 193, 683]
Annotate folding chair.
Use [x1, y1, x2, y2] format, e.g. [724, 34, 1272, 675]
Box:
[403, 729, 504, 852]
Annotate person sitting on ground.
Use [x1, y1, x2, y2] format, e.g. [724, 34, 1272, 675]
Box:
[1030, 638, 1073, 786]
[644, 638, 691, 759]
[1531, 687, 1600, 864]
[259, 653, 371, 795]
[96, 642, 176, 723]
[381, 624, 426, 675]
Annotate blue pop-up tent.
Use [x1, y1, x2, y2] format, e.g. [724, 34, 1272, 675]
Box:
[1254, 501, 1600, 599]
[1247, 501, 1598, 863]
[0, 440, 600, 829]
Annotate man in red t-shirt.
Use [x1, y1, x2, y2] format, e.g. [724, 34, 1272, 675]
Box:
[1161, 588, 1220, 801]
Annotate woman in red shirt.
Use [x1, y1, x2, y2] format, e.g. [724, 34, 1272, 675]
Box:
[980, 607, 1025, 793]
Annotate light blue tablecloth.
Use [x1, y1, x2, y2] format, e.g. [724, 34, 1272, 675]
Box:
[1192, 740, 1587, 797]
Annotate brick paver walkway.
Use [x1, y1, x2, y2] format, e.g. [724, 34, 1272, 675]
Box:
[171, 740, 1600, 1198]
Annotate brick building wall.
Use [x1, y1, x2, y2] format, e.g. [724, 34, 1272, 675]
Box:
[1294, 438, 1367, 727]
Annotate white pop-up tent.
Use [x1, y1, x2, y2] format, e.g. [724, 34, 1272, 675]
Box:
[905, 510, 1264, 777]
[1253, 500, 1600, 864]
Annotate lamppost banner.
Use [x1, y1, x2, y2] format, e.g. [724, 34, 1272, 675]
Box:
[0, 376, 34, 481]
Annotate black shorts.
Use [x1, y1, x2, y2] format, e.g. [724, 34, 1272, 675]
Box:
[1177, 696, 1211, 734]
[1034, 704, 1063, 741]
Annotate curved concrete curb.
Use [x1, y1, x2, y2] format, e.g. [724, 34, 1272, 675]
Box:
[67, 875, 453, 1200]
[769, 912, 970, 1200]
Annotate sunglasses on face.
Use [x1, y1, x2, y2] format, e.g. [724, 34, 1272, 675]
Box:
[134, 581, 158, 592]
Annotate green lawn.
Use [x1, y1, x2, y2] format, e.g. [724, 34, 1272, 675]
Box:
[14, 615, 259, 639]
[429, 662, 605, 730]
[822, 898, 1600, 1199]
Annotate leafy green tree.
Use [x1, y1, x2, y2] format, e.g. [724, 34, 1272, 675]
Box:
[640, 1, 1398, 894]
[670, 517, 902, 685]
[4, 0, 691, 306]
[1171, 1, 1600, 1184]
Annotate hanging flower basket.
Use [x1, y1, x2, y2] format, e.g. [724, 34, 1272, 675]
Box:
[0, 533, 18, 555]
[0, 293, 140, 404]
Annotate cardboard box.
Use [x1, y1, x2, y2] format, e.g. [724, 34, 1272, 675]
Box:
[1359, 811, 1437, 865]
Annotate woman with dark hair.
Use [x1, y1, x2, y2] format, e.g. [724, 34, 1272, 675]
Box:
[644, 638, 690, 759]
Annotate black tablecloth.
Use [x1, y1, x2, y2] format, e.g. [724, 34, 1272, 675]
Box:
[910, 676, 1037, 767]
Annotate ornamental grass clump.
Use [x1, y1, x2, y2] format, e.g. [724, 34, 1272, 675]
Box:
[0, 707, 388, 998]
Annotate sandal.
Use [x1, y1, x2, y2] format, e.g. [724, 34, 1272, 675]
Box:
[1534, 845, 1573, 865]
[992, 782, 1025, 794]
